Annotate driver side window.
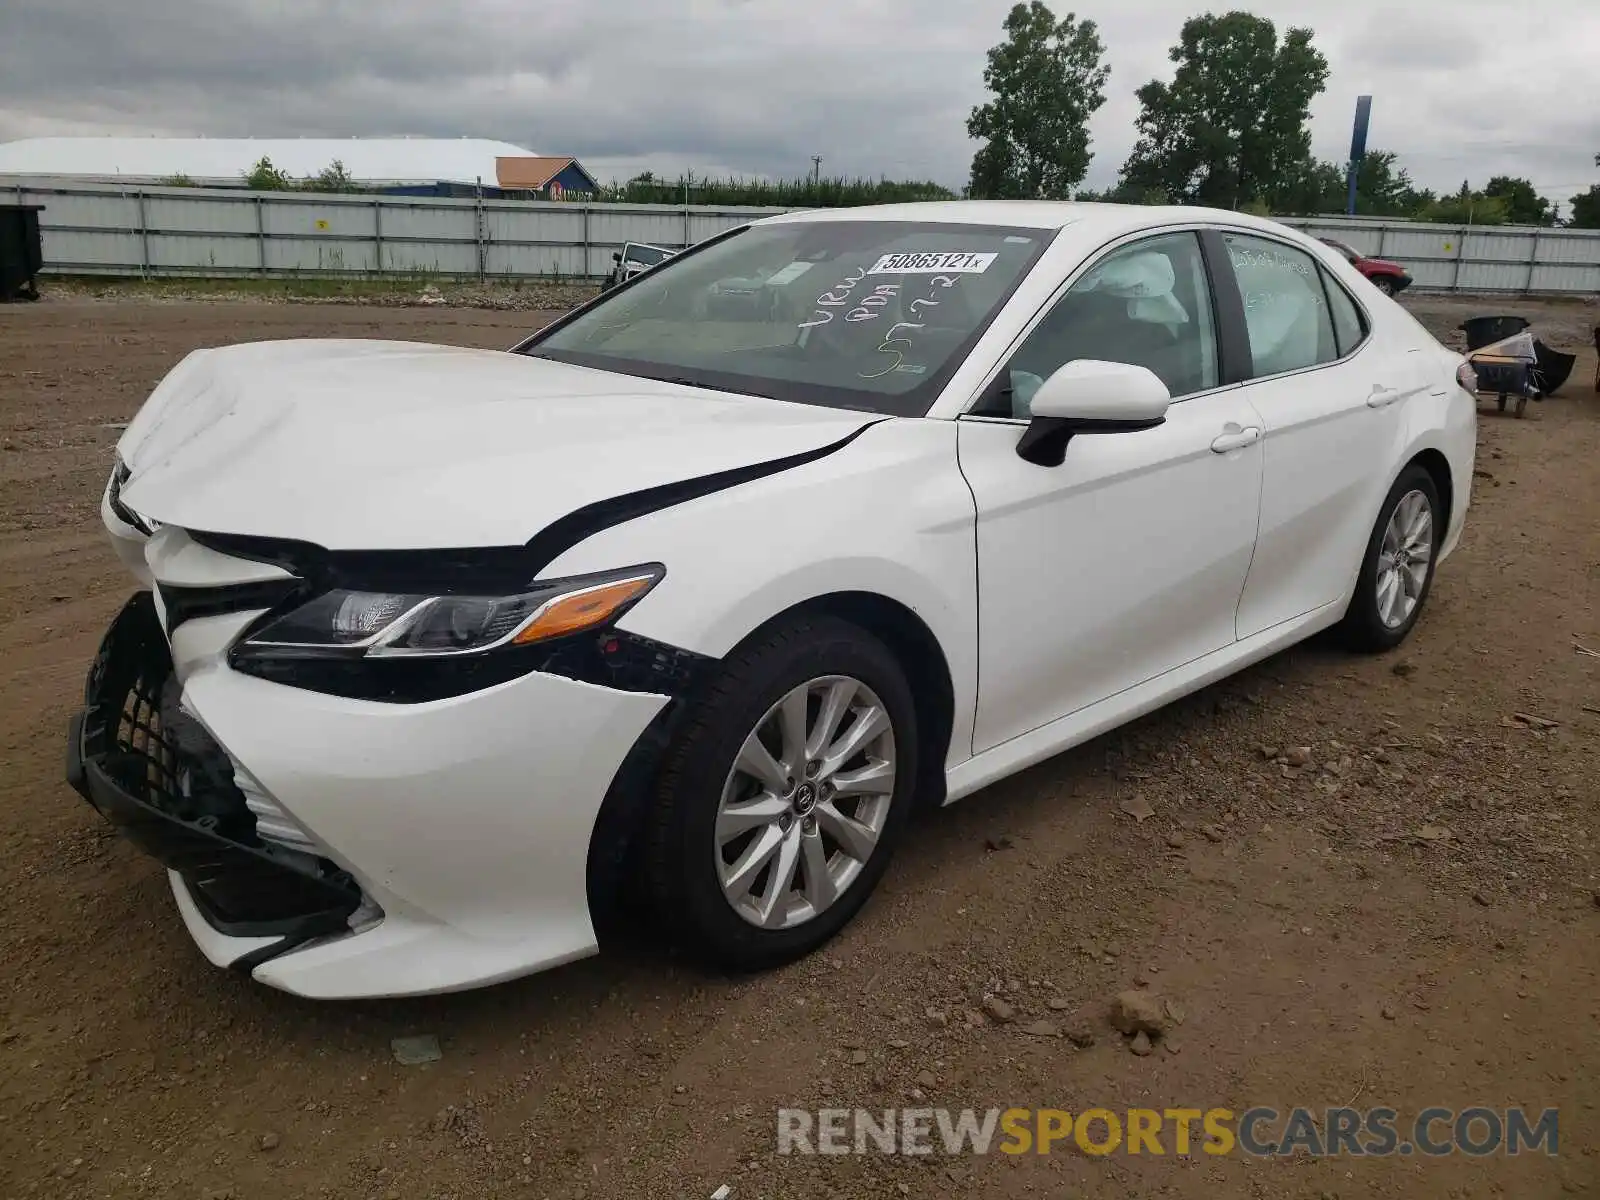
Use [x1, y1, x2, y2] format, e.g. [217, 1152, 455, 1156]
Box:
[976, 231, 1220, 419]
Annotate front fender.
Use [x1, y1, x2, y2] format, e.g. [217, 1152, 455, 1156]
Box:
[538, 418, 980, 764]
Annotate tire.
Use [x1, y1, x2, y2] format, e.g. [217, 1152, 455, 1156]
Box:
[1338, 465, 1442, 652]
[1373, 276, 1398, 297]
[644, 614, 919, 971]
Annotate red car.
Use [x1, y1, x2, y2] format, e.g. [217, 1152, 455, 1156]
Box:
[1319, 237, 1413, 296]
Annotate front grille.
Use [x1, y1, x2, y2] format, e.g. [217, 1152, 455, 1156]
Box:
[76, 591, 363, 938]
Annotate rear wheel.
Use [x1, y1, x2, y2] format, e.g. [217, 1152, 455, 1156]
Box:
[645, 615, 918, 970]
[1339, 465, 1442, 652]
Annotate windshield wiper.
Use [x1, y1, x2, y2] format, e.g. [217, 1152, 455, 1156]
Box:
[651, 375, 756, 397]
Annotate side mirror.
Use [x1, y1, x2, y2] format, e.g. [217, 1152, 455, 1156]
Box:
[1015, 360, 1171, 467]
[612, 251, 623, 265]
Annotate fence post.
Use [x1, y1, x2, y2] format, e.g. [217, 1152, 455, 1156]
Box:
[1524, 228, 1541, 295]
[1375, 224, 1388, 259]
[255, 196, 267, 275]
[1450, 226, 1467, 292]
[136, 190, 150, 279]
[373, 198, 384, 275]
[474, 178, 486, 282]
[581, 203, 590, 279]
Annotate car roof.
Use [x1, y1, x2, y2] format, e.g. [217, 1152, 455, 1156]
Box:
[756, 200, 1307, 242]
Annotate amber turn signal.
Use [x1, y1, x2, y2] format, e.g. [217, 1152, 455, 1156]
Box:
[511, 574, 658, 645]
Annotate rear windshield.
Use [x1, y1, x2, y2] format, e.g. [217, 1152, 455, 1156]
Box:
[522, 220, 1054, 416]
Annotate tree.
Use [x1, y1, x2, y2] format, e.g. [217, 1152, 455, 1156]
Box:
[1566, 154, 1600, 229]
[1118, 11, 1328, 211]
[1270, 157, 1345, 215]
[242, 156, 293, 191]
[1481, 175, 1555, 226]
[1074, 181, 1169, 205]
[967, 2, 1110, 200]
[303, 159, 358, 193]
[1350, 151, 1434, 216]
[1418, 182, 1509, 226]
[1571, 185, 1600, 229]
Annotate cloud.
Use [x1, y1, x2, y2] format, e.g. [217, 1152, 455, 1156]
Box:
[1, 0, 1595, 202]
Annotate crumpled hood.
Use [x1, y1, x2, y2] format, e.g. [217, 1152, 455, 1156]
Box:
[116, 339, 879, 550]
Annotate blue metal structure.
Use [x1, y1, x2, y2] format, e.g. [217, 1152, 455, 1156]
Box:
[1346, 95, 1373, 216]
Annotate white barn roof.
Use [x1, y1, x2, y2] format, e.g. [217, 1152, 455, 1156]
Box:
[0, 136, 538, 186]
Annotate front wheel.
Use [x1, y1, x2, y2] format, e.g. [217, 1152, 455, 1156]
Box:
[1339, 466, 1442, 651]
[644, 615, 918, 971]
[1373, 276, 1399, 296]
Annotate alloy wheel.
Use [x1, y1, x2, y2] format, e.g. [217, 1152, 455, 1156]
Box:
[1375, 489, 1434, 629]
[714, 675, 897, 930]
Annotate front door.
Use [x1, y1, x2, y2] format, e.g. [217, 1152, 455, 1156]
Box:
[957, 230, 1265, 754]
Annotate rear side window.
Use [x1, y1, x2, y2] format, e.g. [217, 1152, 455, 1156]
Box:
[1223, 234, 1337, 378]
[1320, 267, 1368, 357]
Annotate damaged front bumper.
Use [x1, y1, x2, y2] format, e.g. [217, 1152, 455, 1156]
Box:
[65, 586, 673, 999]
[65, 592, 364, 969]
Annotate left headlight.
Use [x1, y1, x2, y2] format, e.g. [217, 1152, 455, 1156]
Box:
[239, 565, 665, 661]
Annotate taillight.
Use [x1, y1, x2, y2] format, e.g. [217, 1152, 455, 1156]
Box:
[1455, 361, 1478, 394]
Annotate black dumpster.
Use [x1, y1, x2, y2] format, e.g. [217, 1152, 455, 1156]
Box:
[0, 204, 45, 302]
[1460, 315, 1530, 351]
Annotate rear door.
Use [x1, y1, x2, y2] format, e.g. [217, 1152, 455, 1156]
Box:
[1215, 230, 1421, 639]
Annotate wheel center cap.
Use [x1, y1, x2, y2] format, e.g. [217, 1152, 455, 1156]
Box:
[793, 783, 817, 816]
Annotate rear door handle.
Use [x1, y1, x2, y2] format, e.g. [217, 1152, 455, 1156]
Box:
[1368, 383, 1424, 408]
[1211, 426, 1262, 453]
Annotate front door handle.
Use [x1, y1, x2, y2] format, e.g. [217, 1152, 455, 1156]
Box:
[1211, 426, 1262, 453]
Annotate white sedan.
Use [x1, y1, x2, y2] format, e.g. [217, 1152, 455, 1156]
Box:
[67, 202, 1476, 998]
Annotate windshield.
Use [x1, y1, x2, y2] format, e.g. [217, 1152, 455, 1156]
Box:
[522, 220, 1054, 415]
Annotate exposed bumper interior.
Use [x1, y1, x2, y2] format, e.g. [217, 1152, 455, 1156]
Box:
[65, 591, 366, 962]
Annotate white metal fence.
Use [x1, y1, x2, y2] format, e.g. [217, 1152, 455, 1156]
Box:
[1275, 215, 1600, 295]
[5, 178, 783, 282]
[7, 178, 1600, 293]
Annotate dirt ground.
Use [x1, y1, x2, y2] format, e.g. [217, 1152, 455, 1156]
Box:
[1, 293, 1597, 1200]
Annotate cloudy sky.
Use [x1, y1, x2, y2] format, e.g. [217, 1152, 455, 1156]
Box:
[2, 0, 1596, 206]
